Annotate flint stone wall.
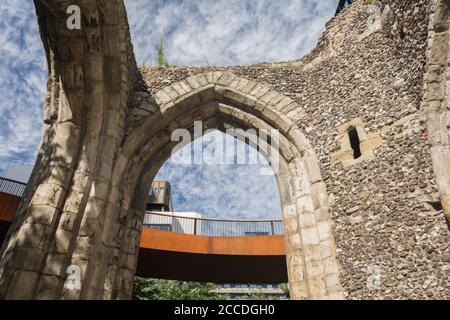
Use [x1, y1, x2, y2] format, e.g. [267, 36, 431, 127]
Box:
[130, 0, 450, 299]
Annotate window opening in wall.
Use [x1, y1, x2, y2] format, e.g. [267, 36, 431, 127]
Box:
[348, 126, 362, 159]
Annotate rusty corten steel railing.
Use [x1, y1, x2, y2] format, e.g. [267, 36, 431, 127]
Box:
[0, 177, 26, 197]
[0, 177, 26, 222]
[143, 212, 284, 237]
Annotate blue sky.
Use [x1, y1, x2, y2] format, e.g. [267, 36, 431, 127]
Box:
[156, 130, 283, 220]
[0, 0, 335, 219]
[126, 0, 336, 66]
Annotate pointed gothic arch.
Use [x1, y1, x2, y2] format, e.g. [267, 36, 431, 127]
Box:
[105, 72, 345, 300]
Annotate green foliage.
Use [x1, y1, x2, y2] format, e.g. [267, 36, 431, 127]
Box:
[139, 59, 148, 72]
[133, 278, 224, 300]
[157, 34, 166, 69]
[248, 284, 290, 300]
[133, 277, 158, 300]
[280, 283, 290, 299]
[201, 54, 211, 67]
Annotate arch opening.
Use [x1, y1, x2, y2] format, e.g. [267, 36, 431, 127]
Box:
[134, 129, 288, 290]
[153, 129, 283, 221]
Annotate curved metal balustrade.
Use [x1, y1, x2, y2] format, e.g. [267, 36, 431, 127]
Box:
[0, 177, 26, 197]
[143, 212, 284, 237]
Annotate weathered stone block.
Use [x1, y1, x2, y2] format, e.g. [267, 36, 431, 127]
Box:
[429, 32, 449, 64]
[5, 270, 39, 300]
[317, 221, 331, 242]
[54, 229, 73, 254]
[42, 253, 66, 276]
[305, 260, 325, 278]
[323, 257, 339, 276]
[250, 84, 271, 99]
[26, 204, 56, 226]
[104, 56, 122, 92]
[298, 212, 316, 228]
[16, 223, 46, 249]
[301, 227, 320, 246]
[289, 281, 309, 300]
[215, 72, 236, 86]
[36, 275, 62, 300]
[154, 90, 172, 105]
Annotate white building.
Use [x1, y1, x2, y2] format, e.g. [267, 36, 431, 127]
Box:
[143, 211, 203, 235]
[215, 284, 288, 300]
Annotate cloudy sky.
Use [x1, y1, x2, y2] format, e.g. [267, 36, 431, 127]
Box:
[0, 0, 335, 219]
[126, 0, 335, 66]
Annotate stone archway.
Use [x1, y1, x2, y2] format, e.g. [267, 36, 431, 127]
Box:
[423, 0, 450, 228]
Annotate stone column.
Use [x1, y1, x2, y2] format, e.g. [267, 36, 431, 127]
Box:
[0, 0, 138, 300]
[423, 0, 450, 228]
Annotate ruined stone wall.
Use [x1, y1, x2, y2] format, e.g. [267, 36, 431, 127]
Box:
[1, 0, 448, 301]
[135, 0, 450, 299]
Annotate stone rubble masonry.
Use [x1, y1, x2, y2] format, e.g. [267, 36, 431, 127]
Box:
[0, 0, 449, 300]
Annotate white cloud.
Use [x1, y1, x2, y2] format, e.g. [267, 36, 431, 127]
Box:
[0, 1, 334, 219]
[156, 131, 282, 220]
[125, 0, 335, 66]
[0, 0, 46, 171]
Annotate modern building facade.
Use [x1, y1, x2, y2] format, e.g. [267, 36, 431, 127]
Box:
[216, 284, 288, 300]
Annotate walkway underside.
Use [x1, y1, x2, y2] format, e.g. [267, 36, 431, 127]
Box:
[137, 249, 287, 283]
[137, 229, 287, 283]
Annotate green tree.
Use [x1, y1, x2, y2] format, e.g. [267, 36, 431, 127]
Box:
[250, 284, 290, 300]
[133, 278, 224, 300]
[280, 283, 290, 299]
[133, 277, 158, 300]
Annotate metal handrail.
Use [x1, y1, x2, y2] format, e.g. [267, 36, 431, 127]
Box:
[0, 176, 27, 197]
[0, 176, 27, 185]
[146, 211, 283, 224]
[143, 211, 284, 237]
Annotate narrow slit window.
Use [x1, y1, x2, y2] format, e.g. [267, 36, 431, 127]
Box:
[348, 127, 362, 159]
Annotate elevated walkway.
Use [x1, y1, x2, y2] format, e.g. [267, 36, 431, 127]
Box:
[0, 177, 287, 283]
